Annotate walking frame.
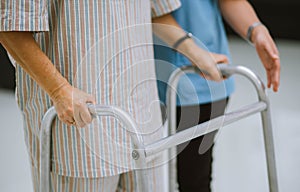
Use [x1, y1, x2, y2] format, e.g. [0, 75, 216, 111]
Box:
[40, 65, 279, 192]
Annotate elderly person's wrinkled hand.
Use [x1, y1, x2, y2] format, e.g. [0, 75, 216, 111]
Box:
[51, 84, 96, 128]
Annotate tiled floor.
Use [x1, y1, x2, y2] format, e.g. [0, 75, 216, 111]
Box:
[1, 37, 299, 192]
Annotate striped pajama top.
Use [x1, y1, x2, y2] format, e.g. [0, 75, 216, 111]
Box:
[0, 0, 181, 178]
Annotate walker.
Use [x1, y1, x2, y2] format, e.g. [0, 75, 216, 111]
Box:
[40, 65, 279, 192]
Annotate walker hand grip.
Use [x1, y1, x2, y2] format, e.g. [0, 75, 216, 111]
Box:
[173, 64, 266, 101]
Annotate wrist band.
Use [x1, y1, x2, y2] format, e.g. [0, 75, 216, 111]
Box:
[246, 22, 263, 43]
[172, 32, 193, 50]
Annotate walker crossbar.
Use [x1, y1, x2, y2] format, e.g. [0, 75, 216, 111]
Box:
[144, 101, 267, 156]
[165, 65, 278, 192]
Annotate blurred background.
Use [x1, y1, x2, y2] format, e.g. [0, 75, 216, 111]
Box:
[1, 1, 299, 191]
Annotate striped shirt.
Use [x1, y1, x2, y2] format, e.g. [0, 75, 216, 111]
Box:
[0, 0, 181, 178]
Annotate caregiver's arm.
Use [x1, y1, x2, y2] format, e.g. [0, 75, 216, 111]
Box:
[219, 0, 280, 92]
[152, 14, 226, 81]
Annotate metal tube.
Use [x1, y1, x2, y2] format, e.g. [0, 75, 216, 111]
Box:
[146, 101, 267, 157]
[39, 65, 279, 192]
[166, 64, 278, 192]
[261, 99, 279, 192]
[87, 105, 149, 191]
[220, 65, 279, 192]
[39, 105, 148, 192]
[40, 107, 57, 192]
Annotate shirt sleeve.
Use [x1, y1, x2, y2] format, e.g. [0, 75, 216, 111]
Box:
[151, 0, 181, 18]
[0, 0, 49, 32]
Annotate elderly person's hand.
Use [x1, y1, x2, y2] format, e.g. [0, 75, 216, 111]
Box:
[251, 25, 281, 92]
[0, 32, 96, 128]
[51, 84, 96, 128]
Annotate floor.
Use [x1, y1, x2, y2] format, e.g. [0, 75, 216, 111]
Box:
[0, 37, 299, 192]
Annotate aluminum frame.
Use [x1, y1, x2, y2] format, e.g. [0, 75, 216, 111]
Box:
[39, 65, 279, 192]
[165, 65, 279, 192]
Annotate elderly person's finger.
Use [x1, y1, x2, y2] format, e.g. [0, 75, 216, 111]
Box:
[77, 104, 93, 127]
[51, 84, 96, 127]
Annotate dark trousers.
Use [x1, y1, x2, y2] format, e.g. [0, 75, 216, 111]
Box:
[176, 98, 228, 192]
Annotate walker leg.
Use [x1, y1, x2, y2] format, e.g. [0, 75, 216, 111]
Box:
[261, 107, 279, 192]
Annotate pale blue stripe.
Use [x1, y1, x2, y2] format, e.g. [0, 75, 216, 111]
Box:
[63, 126, 70, 175]
[37, 1, 42, 30]
[115, 1, 122, 170]
[55, 7, 69, 178]
[85, 178, 89, 192]
[3, 0, 10, 30]
[65, 0, 73, 83]
[64, 0, 78, 176]
[73, 0, 87, 178]
[93, 178, 96, 192]
[32, 130, 37, 169]
[17, 67, 24, 110]
[11, 0, 16, 29]
[71, 127, 77, 176]
[57, 173, 61, 192]
[123, 22, 130, 170]
[107, 2, 114, 176]
[32, 85, 40, 135]
[73, 177, 77, 191]
[65, 176, 69, 192]
[29, 0, 34, 30]
[101, 2, 112, 175]
[38, 0, 46, 30]
[27, 85, 39, 169]
[93, 1, 103, 177]
[83, 0, 96, 177]
[52, 0, 64, 175]
[81, 1, 90, 177]
[19, 0, 25, 30]
[80, 130, 87, 178]
[87, 49, 96, 178]
[77, 2, 84, 90]
[98, 2, 106, 177]
[108, 1, 118, 174]
[84, 0, 91, 89]
[55, 0, 65, 77]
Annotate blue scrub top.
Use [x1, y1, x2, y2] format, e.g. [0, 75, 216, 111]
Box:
[154, 0, 235, 106]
